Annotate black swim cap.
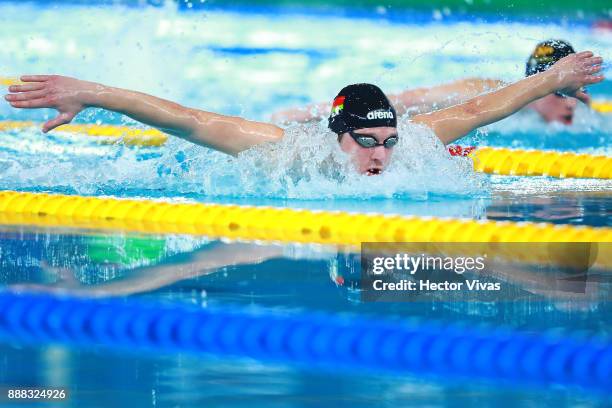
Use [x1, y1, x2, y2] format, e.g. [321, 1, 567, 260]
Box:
[525, 39, 575, 77]
[328, 83, 397, 135]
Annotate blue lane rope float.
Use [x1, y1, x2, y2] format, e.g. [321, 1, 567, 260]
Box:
[0, 291, 609, 393]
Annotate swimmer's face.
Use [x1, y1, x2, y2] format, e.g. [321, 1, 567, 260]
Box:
[533, 93, 578, 125]
[338, 127, 397, 175]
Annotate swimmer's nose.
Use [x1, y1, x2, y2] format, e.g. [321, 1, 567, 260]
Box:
[370, 145, 387, 161]
[566, 98, 578, 109]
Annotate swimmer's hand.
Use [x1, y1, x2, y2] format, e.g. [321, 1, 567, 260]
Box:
[412, 51, 603, 145]
[5, 74, 283, 154]
[4, 75, 93, 132]
[546, 51, 604, 104]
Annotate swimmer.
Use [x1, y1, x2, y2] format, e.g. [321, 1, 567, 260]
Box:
[4, 50, 603, 175]
[524, 40, 583, 125]
[272, 39, 589, 126]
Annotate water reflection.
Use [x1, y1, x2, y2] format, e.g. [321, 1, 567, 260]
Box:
[485, 191, 611, 226]
[1, 227, 610, 328]
[1, 227, 610, 407]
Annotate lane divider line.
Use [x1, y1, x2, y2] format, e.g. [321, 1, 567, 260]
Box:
[0, 190, 610, 245]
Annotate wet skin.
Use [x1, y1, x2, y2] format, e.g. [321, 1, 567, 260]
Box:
[3, 52, 604, 162]
[531, 93, 579, 125]
[338, 126, 397, 175]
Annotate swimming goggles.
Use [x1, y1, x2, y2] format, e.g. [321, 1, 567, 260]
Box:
[348, 131, 399, 148]
[554, 87, 586, 99]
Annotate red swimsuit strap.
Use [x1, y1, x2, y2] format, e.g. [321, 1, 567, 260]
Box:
[448, 145, 476, 156]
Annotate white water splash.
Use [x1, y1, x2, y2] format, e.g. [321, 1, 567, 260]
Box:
[0, 119, 486, 198]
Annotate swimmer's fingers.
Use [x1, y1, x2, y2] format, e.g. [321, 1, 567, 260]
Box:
[582, 56, 603, 67]
[582, 92, 591, 106]
[575, 51, 594, 59]
[4, 90, 47, 102]
[584, 74, 605, 85]
[574, 90, 590, 104]
[43, 112, 75, 133]
[7, 98, 50, 109]
[581, 57, 603, 76]
[7, 82, 45, 92]
[583, 65, 602, 77]
[572, 74, 603, 104]
[584, 64, 602, 75]
[20, 75, 51, 82]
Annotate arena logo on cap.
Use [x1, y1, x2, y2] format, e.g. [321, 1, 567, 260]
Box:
[367, 109, 394, 120]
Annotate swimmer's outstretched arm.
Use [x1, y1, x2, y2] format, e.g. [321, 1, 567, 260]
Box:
[389, 78, 504, 115]
[11, 243, 283, 297]
[412, 51, 604, 145]
[4, 76, 284, 155]
[270, 101, 331, 124]
[269, 78, 504, 124]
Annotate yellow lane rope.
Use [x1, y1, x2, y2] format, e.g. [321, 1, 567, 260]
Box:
[591, 101, 612, 114]
[0, 77, 20, 86]
[0, 190, 610, 243]
[0, 191, 609, 268]
[0, 120, 167, 147]
[470, 147, 611, 179]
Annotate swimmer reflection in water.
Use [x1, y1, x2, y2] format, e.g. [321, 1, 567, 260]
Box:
[4, 50, 604, 176]
[274, 40, 591, 127]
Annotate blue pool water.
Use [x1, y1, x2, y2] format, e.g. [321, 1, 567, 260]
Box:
[0, 2, 611, 215]
[1, 227, 611, 407]
[0, 1, 611, 407]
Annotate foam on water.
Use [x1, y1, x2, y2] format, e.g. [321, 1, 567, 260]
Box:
[0, 118, 485, 198]
[224, 119, 484, 198]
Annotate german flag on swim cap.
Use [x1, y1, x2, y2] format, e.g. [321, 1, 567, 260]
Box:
[328, 83, 397, 135]
[331, 95, 345, 117]
[525, 39, 575, 77]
